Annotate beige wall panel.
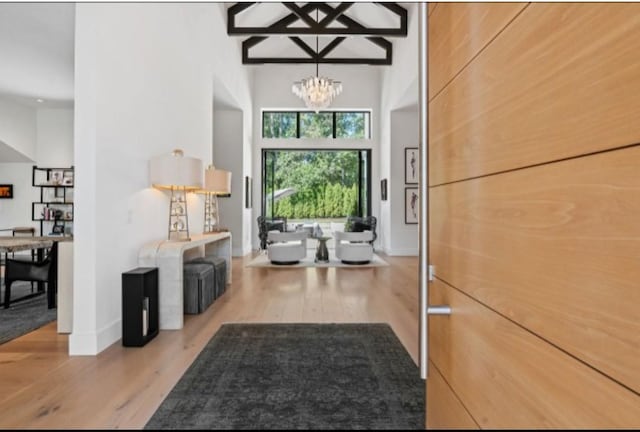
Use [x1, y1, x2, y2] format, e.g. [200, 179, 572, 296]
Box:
[429, 3, 527, 98]
[430, 146, 640, 393]
[429, 279, 640, 429]
[429, 3, 640, 185]
[426, 360, 479, 429]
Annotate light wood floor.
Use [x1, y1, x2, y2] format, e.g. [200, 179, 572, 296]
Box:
[0, 253, 419, 429]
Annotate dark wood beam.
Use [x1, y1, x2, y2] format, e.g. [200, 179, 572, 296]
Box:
[242, 36, 267, 64]
[376, 2, 407, 36]
[283, 3, 319, 30]
[243, 56, 390, 66]
[233, 2, 403, 65]
[318, 2, 354, 28]
[229, 3, 316, 35]
[228, 2, 407, 36]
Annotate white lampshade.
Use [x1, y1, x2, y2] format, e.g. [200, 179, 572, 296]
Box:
[149, 149, 202, 190]
[202, 165, 232, 195]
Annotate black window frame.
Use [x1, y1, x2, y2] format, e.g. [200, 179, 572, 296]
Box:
[262, 110, 371, 139]
[261, 148, 372, 219]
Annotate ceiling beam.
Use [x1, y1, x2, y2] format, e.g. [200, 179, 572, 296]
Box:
[318, 2, 354, 28]
[227, 2, 407, 37]
[242, 56, 391, 66]
[232, 2, 404, 65]
[283, 3, 319, 30]
[228, 3, 317, 35]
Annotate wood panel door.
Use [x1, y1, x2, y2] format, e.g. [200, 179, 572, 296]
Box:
[425, 3, 640, 428]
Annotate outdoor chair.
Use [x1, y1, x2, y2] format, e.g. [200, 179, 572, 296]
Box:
[257, 216, 287, 251]
[345, 216, 377, 245]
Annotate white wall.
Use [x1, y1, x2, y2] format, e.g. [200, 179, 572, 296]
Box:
[251, 64, 381, 250]
[72, 3, 252, 355]
[0, 98, 37, 161]
[388, 110, 418, 255]
[0, 104, 73, 232]
[213, 109, 250, 256]
[37, 108, 74, 166]
[0, 163, 38, 231]
[379, 3, 419, 256]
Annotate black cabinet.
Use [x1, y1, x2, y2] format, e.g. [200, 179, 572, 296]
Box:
[122, 267, 159, 347]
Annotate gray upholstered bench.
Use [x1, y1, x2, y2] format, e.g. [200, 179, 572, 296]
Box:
[188, 256, 227, 299]
[183, 262, 215, 314]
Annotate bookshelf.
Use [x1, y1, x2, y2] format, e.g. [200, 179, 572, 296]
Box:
[32, 165, 74, 236]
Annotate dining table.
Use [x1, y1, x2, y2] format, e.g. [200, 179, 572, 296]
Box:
[0, 237, 54, 307]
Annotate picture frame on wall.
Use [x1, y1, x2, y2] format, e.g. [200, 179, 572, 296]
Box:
[245, 176, 252, 209]
[405, 187, 418, 224]
[0, 184, 13, 199]
[381, 178, 388, 201]
[405, 148, 419, 184]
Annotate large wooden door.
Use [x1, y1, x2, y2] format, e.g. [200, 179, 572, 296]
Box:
[425, 3, 640, 428]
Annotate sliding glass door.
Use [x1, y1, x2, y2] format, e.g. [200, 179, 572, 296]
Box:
[261, 149, 371, 221]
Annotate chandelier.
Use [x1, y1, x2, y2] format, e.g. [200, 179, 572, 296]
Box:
[292, 37, 342, 113]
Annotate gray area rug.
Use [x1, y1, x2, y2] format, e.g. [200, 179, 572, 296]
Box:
[146, 323, 424, 430]
[0, 280, 56, 345]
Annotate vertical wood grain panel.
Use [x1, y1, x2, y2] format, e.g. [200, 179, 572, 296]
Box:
[428, 2, 527, 98]
[429, 278, 640, 429]
[428, 3, 437, 17]
[429, 3, 640, 185]
[430, 145, 640, 393]
[426, 360, 478, 429]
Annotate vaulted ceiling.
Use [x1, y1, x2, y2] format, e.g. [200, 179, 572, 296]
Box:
[0, 3, 75, 105]
[227, 2, 408, 65]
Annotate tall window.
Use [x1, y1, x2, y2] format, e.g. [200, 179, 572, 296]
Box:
[262, 111, 371, 139]
[262, 149, 372, 220]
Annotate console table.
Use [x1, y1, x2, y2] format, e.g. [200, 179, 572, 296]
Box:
[138, 232, 232, 330]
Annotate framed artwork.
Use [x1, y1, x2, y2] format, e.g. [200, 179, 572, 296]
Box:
[380, 179, 388, 201]
[245, 176, 252, 209]
[0, 184, 13, 199]
[405, 148, 419, 184]
[405, 187, 418, 224]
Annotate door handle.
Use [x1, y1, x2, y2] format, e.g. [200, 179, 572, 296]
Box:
[427, 305, 451, 315]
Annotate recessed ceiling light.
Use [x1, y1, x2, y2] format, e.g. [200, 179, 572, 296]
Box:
[36, 99, 44, 103]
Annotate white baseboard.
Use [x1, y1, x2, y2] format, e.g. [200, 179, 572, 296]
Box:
[69, 318, 122, 355]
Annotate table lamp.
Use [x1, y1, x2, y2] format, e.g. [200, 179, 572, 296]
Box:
[149, 149, 202, 241]
[198, 165, 232, 233]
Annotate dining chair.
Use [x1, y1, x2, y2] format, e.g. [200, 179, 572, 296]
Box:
[4, 242, 58, 309]
[12, 227, 36, 292]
